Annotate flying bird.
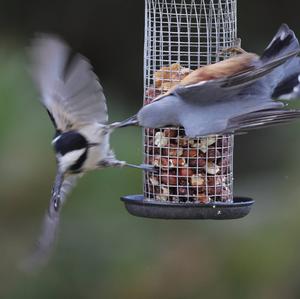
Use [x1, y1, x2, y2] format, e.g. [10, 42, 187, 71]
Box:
[25, 35, 152, 269]
[128, 24, 300, 137]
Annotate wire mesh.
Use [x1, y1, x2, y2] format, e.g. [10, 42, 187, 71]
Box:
[143, 0, 237, 203]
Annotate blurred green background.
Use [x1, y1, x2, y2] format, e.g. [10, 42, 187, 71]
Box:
[1, 0, 300, 298]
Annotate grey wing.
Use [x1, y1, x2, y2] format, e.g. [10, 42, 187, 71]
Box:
[173, 80, 229, 104]
[227, 109, 300, 133]
[171, 77, 245, 105]
[21, 174, 80, 271]
[30, 35, 108, 131]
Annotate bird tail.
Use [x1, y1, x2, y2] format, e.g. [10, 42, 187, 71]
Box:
[220, 25, 300, 90]
[257, 24, 300, 94]
[261, 24, 300, 63]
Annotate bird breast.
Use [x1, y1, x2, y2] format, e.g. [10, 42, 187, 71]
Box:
[138, 95, 181, 128]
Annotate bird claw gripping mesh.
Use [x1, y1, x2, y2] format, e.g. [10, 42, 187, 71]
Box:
[143, 0, 237, 204]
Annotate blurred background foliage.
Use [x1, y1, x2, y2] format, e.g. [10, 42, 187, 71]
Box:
[1, 0, 300, 298]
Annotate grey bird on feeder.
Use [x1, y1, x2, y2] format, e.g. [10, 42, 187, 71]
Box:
[127, 24, 300, 137]
[24, 35, 153, 269]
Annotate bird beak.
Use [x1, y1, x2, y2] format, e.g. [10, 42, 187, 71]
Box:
[51, 170, 64, 212]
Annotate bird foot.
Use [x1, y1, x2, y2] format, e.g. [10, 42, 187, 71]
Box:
[98, 159, 126, 168]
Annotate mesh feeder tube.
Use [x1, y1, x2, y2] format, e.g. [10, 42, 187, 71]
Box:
[121, 0, 254, 219]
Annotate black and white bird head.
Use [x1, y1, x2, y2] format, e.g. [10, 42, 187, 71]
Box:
[52, 131, 95, 175]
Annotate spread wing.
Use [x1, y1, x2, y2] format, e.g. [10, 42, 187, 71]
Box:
[21, 174, 81, 271]
[227, 109, 300, 133]
[30, 34, 108, 132]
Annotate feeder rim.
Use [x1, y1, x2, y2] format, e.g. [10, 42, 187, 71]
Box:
[121, 195, 254, 208]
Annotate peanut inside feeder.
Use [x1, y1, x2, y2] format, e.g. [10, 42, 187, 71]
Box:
[144, 129, 234, 204]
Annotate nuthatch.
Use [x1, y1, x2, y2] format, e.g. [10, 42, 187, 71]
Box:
[25, 36, 152, 268]
[130, 24, 300, 137]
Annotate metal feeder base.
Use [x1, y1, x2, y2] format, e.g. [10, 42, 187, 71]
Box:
[121, 195, 254, 220]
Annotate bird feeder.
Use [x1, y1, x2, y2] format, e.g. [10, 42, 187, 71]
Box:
[122, 0, 254, 219]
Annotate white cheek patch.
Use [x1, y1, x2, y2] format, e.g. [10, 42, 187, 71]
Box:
[59, 149, 85, 172]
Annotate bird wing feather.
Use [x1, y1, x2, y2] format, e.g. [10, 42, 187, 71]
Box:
[22, 174, 81, 270]
[227, 109, 300, 133]
[30, 34, 108, 132]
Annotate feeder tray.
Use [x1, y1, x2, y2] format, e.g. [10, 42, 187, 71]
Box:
[121, 195, 254, 220]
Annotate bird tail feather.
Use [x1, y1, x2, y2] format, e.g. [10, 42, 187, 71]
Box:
[220, 25, 300, 90]
[261, 24, 300, 63]
[256, 24, 300, 95]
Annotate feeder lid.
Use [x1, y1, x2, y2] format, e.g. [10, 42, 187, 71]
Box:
[121, 195, 254, 220]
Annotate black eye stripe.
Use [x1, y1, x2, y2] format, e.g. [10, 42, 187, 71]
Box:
[54, 131, 88, 155]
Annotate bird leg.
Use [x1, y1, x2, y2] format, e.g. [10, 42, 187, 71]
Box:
[98, 159, 156, 172]
[98, 159, 125, 168]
